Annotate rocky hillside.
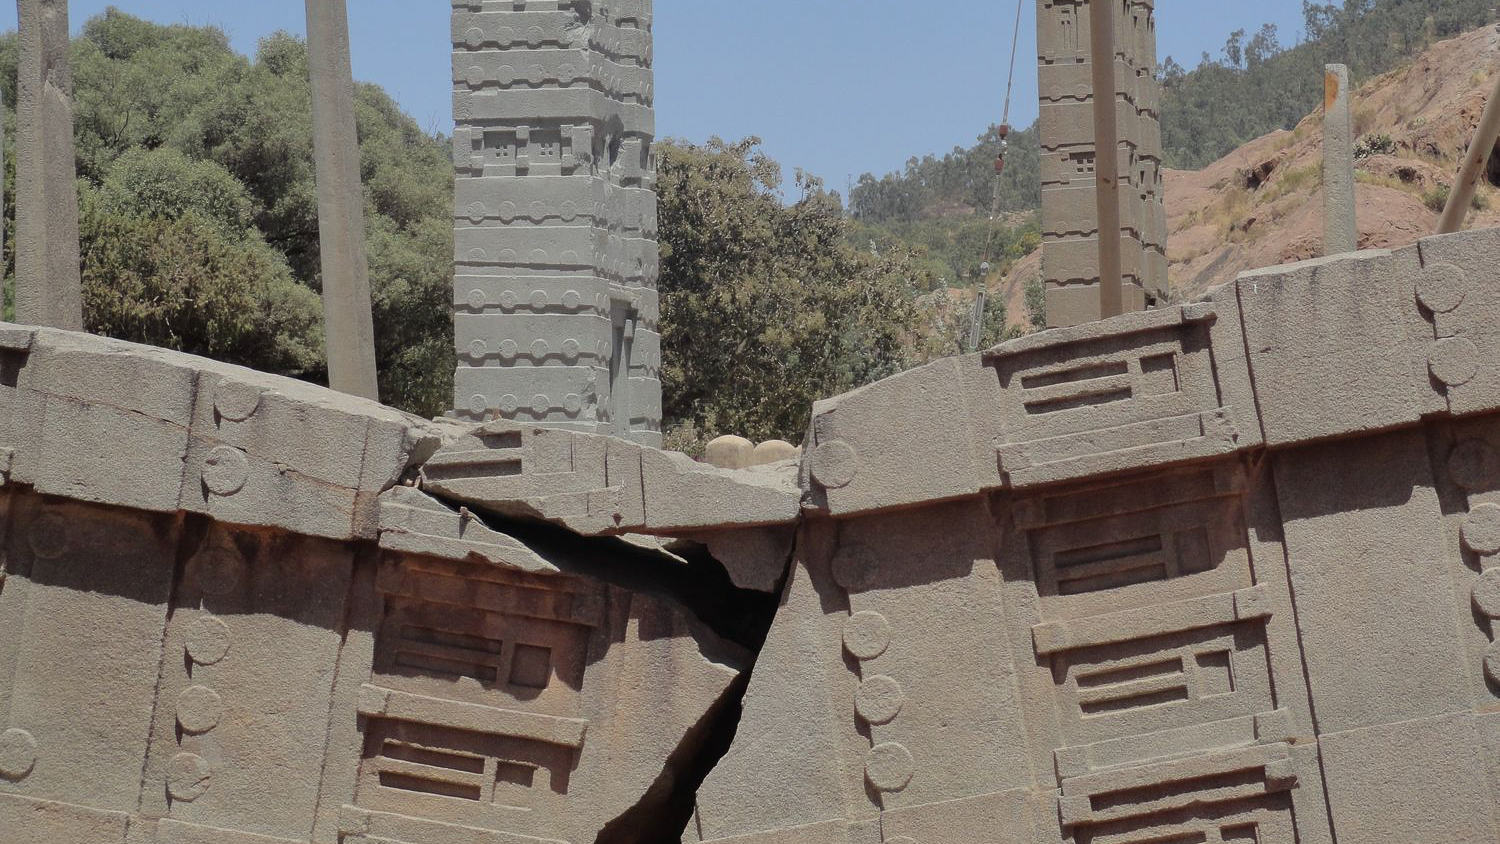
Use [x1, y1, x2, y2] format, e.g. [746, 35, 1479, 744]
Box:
[1000, 22, 1500, 325]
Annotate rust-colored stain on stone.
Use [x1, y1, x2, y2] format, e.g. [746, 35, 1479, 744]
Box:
[1326, 69, 1342, 110]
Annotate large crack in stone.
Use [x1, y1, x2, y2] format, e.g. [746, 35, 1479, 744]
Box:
[417, 488, 798, 842]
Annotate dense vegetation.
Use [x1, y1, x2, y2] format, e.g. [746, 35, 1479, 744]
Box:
[0, 11, 456, 416]
[657, 138, 926, 444]
[0, 10, 1008, 445]
[849, 0, 1499, 226]
[1162, 0, 1498, 168]
[8, 2, 1474, 444]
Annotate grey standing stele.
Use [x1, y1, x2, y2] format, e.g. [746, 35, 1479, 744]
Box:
[14, 0, 82, 331]
[1323, 64, 1359, 256]
[1037, 0, 1167, 329]
[305, 0, 380, 401]
[449, 0, 663, 447]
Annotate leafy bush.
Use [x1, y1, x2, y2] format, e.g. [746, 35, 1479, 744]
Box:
[1355, 132, 1397, 159]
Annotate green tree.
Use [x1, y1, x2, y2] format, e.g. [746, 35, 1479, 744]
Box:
[79, 150, 325, 373]
[657, 137, 922, 444]
[0, 12, 456, 416]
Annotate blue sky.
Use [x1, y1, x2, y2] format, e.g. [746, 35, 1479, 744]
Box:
[0, 1, 1311, 189]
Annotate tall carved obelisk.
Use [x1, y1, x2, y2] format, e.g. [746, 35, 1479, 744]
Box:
[451, 0, 662, 447]
[1037, 0, 1167, 327]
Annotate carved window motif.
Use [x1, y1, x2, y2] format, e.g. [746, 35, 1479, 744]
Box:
[1072, 791, 1293, 844]
[1021, 465, 1250, 619]
[988, 310, 1235, 489]
[481, 131, 515, 159]
[373, 559, 598, 711]
[359, 718, 574, 828]
[533, 130, 561, 159]
[1071, 151, 1097, 176]
[1051, 621, 1270, 746]
[1058, 4, 1081, 59]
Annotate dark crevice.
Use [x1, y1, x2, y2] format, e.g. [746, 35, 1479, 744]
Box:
[418, 482, 800, 844]
[594, 531, 799, 844]
[593, 672, 750, 844]
[421, 493, 783, 654]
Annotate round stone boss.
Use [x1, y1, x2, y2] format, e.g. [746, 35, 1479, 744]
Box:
[185, 615, 231, 666]
[1487, 639, 1500, 687]
[166, 753, 211, 802]
[28, 511, 72, 561]
[201, 446, 250, 497]
[1472, 569, 1500, 618]
[843, 611, 892, 661]
[864, 742, 914, 793]
[213, 381, 262, 422]
[197, 547, 245, 597]
[1416, 262, 1469, 314]
[0, 728, 37, 780]
[1462, 503, 1500, 556]
[855, 675, 905, 725]
[1450, 440, 1500, 492]
[808, 440, 859, 490]
[176, 685, 224, 735]
[1430, 336, 1480, 387]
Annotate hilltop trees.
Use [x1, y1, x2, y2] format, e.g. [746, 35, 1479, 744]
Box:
[849, 0, 1500, 216]
[0, 10, 455, 416]
[0, 11, 945, 443]
[656, 137, 922, 444]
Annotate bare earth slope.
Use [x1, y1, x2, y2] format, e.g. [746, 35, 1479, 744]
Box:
[1000, 23, 1500, 324]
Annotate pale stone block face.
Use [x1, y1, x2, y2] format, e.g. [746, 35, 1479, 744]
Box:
[1238, 249, 1433, 445]
[1320, 713, 1500, 844]
[1272, 431, 1471, 733]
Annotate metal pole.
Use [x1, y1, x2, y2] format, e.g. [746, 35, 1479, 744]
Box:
[1089, 0, 1124, 319]
[971, 289, 989, 351]
[306, 0, 380, 400]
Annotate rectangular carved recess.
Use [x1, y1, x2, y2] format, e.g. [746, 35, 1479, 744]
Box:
[1022, 463, 1252, 620]
[373, 556, 599, 710]
[988, 310, 1236, 488]
[357, 717, 573, 832]
[349, 557, 601, 839]
[1073, 792, 1295, 844]
[1016, 460, 1294, 837]
[1050, 621, 1273, 748]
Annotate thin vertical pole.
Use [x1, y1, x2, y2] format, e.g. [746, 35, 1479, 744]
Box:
[15, 0, 82, 330]
[1439, 80, 1500, 234]
[1089, 0, 1124, 319]
[1438, 7, 1500, 234]
[1323, 64, 1359, 254]
[306, 0, 379, 400]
